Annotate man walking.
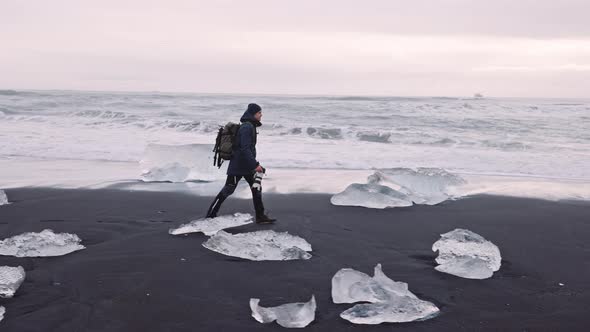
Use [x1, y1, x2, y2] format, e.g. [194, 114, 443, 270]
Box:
[206, 103, 276, 224]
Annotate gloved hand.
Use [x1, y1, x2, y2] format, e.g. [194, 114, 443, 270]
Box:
[255, 165, 266, 174]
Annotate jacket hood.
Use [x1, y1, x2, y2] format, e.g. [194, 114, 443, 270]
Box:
[240, 111, 262, 127]
[240, 104, 262, 127]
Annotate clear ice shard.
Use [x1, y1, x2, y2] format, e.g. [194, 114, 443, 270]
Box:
[0, 266, 25, 298]
[330, 183, 413, 209]
[140, 144, 225, 182]
[331, 168, 466, 208]
[0, 229, 85, 257]
[332, 264, 439, 324]
[250, 295, 316, 328]
[368, 167, 466, 205]
[432, 228, 501, 279]
[202, 230, 312, 261]
[340, 298, 440, 325]
[0, 190, 8, 206]
[141, 162, 192, 183]
[169, 213, 253, 236]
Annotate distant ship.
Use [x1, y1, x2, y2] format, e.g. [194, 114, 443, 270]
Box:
[474, 93, 484, 98]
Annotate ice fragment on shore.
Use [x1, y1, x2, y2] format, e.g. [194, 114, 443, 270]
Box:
[340, 299, 440, 325]
[250, 295, 316, 328]
[368, 167, 466, 205]
[332, 264, 439, 324]
[330, 183, 413, 209]
[0, 229, 85, 257]
[0, 190, 7, 206]
[140, 144, 224, 182]
[331, 168, 466, 209]
[169, 213, 253, 236]
[432, 228, 501, 279]
[0, 266, 25, 298]
[141, 162, 192, 183]
[203, 230, 312, 261]
[332, 264, 416, 304]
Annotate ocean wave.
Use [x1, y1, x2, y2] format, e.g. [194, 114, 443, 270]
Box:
[65, 110, 221, 132]
[0, 90, 20, 96]
[287, 127, 302, 135]
[71, 110, 134, 120]
[158, 120, 218, 132]
[2, 91, 586, 163]
[0, 106, 546, 151]
[306, 127, 343, 139]
[0, 90, 57, 98]
[324, 96, 381, 101]
[159, 111, 181, 117]
[357, 132, 391, 143]
[409, 138, 457, 147]
[481, 140, 530, 151]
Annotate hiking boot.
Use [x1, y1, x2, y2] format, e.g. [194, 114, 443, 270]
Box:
[256, 214, 276, 224]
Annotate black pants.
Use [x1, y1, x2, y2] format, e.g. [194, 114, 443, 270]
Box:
[206, 174, 265, 218]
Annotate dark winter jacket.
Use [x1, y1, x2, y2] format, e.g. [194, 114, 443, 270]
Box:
[226, 109, 261, 175]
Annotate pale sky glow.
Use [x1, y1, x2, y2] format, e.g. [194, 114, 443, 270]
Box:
[1, 0, 589, 97]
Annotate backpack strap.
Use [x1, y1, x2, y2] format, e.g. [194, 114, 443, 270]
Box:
[213, 127, 223, 167]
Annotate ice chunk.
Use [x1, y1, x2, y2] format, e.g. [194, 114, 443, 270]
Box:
[169, 213, 253, 236]
[0, 266, 25, 298]
[330, 183, 413, 209]
[0, 190, 7, 206]
[250, 295, 316, 328]
[340, 298, 440, 325]
[141, 162, 192, 183]
[332, 268, 379, 303]
[332, 168, 466, 209]
[332, 264, 417, 304]
[140, 144, 225, 182]
[332, 264, 439, 324]
[432, 228, 501, 279]
[434, 256, 495, 279]
[368, 167, 466, 205]
[0, 229, 85, 257]
[0, 306, 4, 322]
[202, 230, 312, 261]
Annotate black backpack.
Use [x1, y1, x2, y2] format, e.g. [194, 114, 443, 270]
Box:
[213, 122, 241, 168]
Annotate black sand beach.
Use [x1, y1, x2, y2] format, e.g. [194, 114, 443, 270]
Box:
[0, 188, 589, 331]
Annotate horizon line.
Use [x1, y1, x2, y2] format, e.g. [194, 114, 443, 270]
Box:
[1, 87, 588, 101]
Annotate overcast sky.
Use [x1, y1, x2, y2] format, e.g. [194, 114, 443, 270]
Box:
[1, 0, 589, 97]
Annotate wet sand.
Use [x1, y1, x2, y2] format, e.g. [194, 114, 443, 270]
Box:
[0, 188, 589, 331]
